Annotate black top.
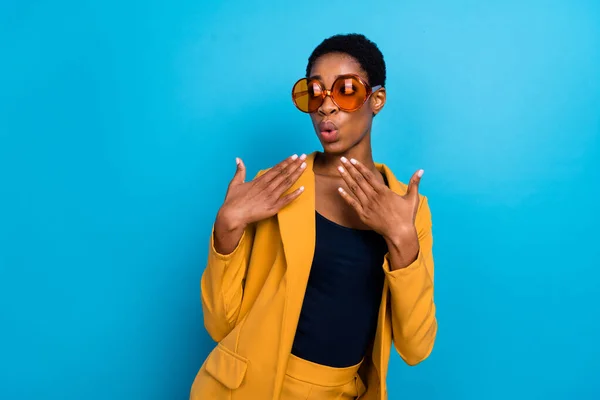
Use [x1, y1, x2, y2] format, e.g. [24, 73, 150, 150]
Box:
[291, 211, 388, 367]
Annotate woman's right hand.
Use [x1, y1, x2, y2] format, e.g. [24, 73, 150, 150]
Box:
[214, 154, 308, 248]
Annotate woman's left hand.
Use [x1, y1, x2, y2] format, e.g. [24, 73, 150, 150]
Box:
[337, 157, 423, 264]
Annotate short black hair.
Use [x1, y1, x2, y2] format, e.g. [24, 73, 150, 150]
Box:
[305, 33, 386, 88]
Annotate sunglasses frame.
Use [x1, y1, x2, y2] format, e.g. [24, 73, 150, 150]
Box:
[291, 73, 382, 113]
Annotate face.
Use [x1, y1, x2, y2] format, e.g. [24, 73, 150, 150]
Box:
[307, 53, 386, 154]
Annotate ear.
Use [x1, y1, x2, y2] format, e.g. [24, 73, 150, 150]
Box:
[370, 87, 386, 115]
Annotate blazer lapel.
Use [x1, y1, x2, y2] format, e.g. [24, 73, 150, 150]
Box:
[273, 151, 317, 397]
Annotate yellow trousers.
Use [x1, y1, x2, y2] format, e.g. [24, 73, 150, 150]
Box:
[281, 354, 367, 399]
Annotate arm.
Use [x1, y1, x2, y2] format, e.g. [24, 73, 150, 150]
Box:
[334, 158, 437, 365]
[200, 215, 255, 343]
[382, 195, 437, 365]
[199, 154, 306, 341]
[200, 166, 263, 343]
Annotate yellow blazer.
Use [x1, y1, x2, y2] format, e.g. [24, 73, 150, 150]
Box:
[190, 152, 437, 400]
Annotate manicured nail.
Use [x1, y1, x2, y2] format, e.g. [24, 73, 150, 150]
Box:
[300, 162, 307, 169]
[235, 157, 240, 165]
[350, 158, 358, 165]
[300, 154, 307, 160]
[299, 186, 305, 192]
[291, 154, 298, 160]
[338, 187, 344, 193]
[418, 169, 424, 177]
[338, 166, 345, 173]
[340, 156, 348, 163]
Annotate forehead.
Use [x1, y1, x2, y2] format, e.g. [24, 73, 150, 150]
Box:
[309, 53, 368, 84]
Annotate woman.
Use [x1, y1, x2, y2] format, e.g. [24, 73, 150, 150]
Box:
[190, 33, 437, 400]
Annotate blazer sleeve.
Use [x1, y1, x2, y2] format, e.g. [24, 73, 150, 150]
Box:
[200, 170, 265, 342]
[201, 221, 254, 342]
[382, 195, 437, 366]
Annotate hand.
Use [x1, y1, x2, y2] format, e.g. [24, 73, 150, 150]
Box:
[336, 157, 423, 265]
[217, 154, 308, 231]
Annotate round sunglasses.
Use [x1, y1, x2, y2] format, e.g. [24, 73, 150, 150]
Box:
[291, 74, 382, 113]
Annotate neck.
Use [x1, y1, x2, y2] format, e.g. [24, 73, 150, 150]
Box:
[313, 140, 377, 177]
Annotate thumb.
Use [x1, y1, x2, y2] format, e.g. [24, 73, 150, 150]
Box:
[230, 157, 246, 185]
[406, 169, 424, 201]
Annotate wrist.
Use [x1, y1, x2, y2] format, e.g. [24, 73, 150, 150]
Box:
[384, 224, 417, 246]
[216, 207, 247, 233]
[384, 225, 419, 269]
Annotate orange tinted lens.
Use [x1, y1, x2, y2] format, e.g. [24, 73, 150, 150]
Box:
[292, 79, 323, 112]
[332, 76, 367, 111]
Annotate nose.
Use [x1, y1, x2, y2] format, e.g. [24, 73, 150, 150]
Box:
[318, 91, 339, 116]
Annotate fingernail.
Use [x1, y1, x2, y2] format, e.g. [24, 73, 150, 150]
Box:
[350, 158, 358, 165]
[300, 154, 307, 160]
[338, 187, 344, 193]
[299, 186, 305, 192]
[236, 157, 240, 165]
[338, 166, 345, 173]
[418, 169, 424, 177]
[291, 154, 298, 160]
[340, 156, 348, 163]
[300, 162, 307, 169]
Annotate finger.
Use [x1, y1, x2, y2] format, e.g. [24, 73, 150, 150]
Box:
[230, 157, 246, 186]
[273, 157, 307, 195]
[337, 186, 363, 213]
[347, 158, 385, 192]
[275, 185, 305, 210]
[340, 157, 378, 197]
[261, 154, 301, 184]
[406, 169, 424, 200]
[337, 164, 369, 206]
[268, 154, 306, 192]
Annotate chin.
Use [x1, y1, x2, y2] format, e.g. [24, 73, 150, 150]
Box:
[320, 141, 347, 154]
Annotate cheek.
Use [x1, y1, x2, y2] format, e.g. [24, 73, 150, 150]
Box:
[346, 110, 372, 135]
[309, 114, 320, 127]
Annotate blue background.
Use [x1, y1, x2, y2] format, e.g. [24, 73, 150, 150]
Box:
[1, 1, 599, 399]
